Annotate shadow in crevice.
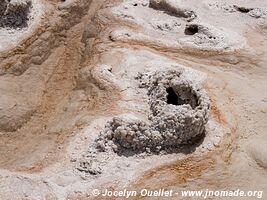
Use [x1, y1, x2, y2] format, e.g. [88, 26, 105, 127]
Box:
[149, 0, 196, 22]
[234, 5, 253, 13]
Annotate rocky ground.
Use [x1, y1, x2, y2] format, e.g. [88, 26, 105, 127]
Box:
[0, 0, 266, 199]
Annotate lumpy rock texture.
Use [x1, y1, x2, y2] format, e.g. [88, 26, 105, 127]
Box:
[96, 70, 210, 154]
[0, 0, 32, 28]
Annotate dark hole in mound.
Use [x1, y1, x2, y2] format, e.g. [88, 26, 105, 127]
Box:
[185, 24, 199, 35]
[167, 87, 179, 105]
[167, 86, 198, 108]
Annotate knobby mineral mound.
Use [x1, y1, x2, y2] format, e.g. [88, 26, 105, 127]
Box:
[96, 70, 210, 154]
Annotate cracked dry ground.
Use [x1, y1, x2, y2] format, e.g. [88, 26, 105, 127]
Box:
[0, 0, 266, 199]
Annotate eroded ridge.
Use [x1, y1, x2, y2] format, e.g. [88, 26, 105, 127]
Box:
[207, 2, 267, 19]
[95, 70, 210, 154]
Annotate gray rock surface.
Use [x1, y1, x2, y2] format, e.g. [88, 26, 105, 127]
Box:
[0, 0, 32, 28]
